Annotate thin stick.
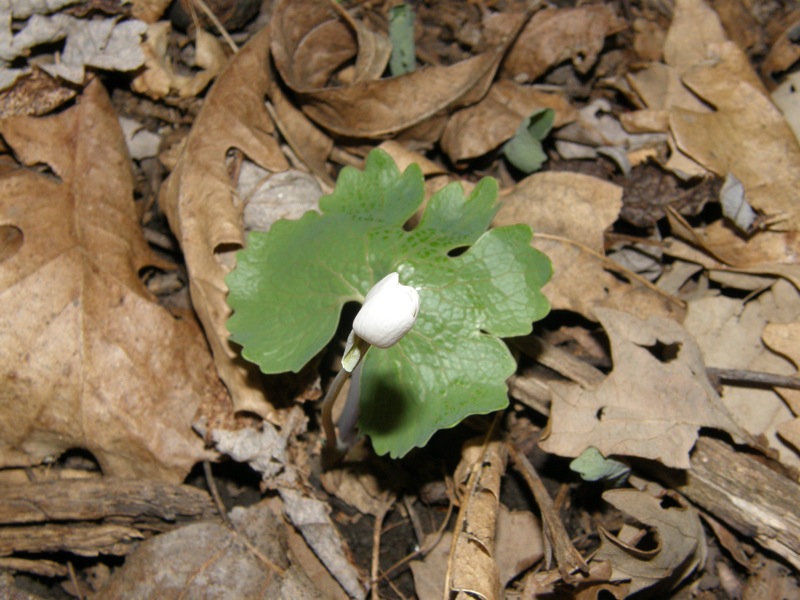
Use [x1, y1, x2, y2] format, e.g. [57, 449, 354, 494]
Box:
[534, 232, 685, 307]
[371, 495, 395, 600]
[190, 0, 239, 53]
[67, 561, 83, 600]
[708, 367, 800, 390]
[321, 367, 351, 451]
[203, 460, 233, 529]
[507, 441, 589, 579]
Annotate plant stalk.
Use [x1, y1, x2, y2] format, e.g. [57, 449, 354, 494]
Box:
[320, 366, 351, 451]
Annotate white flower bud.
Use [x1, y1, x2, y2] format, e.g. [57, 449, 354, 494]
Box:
[353, 272, 419, 349]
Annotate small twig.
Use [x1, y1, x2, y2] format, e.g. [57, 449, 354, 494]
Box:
[507, 441, 589, 580]
[707, 367, 800, 390]
[402, 495, 426, 549]
[379, 498, 454, 581]
[67, 561, 83, 600]
[371, 494, 396, 600]
[203, 460, 233, 529]
[321, 367, 351, 452]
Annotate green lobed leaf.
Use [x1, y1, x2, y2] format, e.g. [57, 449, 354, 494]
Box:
[226, 149, 551, 457]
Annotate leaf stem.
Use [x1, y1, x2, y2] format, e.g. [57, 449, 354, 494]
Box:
[321, 366, 351, 451]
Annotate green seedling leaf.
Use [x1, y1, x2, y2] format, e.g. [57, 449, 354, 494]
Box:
[570, 447, 630, 487]
[226, 149, 551, 457]
[503, 108, 555, 173]
[389, 4, 416, 76]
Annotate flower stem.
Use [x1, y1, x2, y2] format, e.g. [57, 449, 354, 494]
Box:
[321, 366, 351, 451]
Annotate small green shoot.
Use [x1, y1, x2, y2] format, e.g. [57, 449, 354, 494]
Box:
[503, 108, 555, 173]
[226, 149, 551, 458]
[389, 4, 416, 76]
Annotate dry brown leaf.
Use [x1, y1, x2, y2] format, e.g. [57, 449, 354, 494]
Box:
[440, 80, 576, 163]
[495, 505, 544, 587]
[97, 500, 324, 598]
[684, 281, 800, 467]
[132, 22, 228, 100]
[0, 79, 217, 480]
[160, 26, 290, 419]
[761, 9, 800, 79]
[594, 488, 706, 595]
[496, 171, 681, 321]
[270, 0, 530, 138]
[447, 437, 506, 600]
[497, 5, 626, 83]
[540, 308, 748, 469]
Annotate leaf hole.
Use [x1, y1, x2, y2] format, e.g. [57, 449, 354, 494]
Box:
[659, 493, 682, 510]
[447, 246, 469, 257]
[0, 224, 23, 264]
[641, 340, 680, 363]
[56, 447, 103, 475]
[635, 527, 660, 552]
[596, 407, 606, 421]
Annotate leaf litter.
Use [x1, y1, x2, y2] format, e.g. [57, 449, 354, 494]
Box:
[1, 0, 800, 598]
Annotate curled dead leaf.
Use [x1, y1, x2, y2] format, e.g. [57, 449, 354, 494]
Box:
[270, 0, 532, 138]
[160, 26, 289, 419]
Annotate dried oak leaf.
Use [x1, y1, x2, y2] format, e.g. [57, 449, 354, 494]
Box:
[540, 308, 749, 469]
[0, 79, 218, 481]
[160, 26, 289, 419]
[270, 0, 530, 138]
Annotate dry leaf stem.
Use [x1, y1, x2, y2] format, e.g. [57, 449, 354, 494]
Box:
[371, 494, 396, 600]
[321, 366, 351, 453]
[506, 441, 590, 579]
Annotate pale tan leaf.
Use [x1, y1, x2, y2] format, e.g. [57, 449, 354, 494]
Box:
[684, 281, 800, 467]
[0, 79, 217, 481]
[160, 26, 290, 419]
[540, 308, 749, 469]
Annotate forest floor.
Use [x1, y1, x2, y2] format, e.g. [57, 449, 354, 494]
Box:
[1, 0, 800, 598]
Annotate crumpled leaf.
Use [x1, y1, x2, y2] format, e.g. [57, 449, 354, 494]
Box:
[160, 26, 289, 419]
[0, 79, 217, 480]
[540, 308, 749, 469]
[132, 21, 228, 100]
[763, 321, 800, 452]
[227, 149, 551, 457]
[0, 11, 146, 89]
[719, 172, 755, 232]
[270, 0, 530, 138]
[594, 488, 706, 595]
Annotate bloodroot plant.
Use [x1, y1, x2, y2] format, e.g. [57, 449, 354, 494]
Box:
[226, 149, 551, 458]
